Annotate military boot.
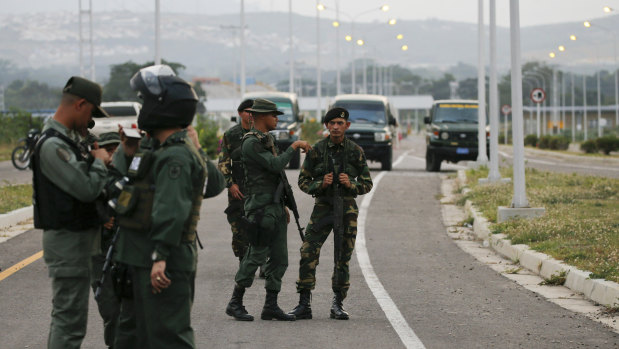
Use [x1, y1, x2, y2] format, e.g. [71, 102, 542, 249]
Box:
[226, 285, 254, 321]
[261, 290, 295, 321]
[330, 293, 349, 320]
[288, 289, 312, 319]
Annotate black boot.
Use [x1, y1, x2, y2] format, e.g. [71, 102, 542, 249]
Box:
[330, 293, 349, 320]
[226, 285, 254, 321]
[261, 290, 295, 321]
[288, 290, 312, 319]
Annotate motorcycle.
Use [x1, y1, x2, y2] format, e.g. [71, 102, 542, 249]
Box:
[11, 128, 40, 170]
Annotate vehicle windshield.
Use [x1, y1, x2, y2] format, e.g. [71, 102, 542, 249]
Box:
[333, 101, 386, 124]
[102, 106, 138, 117]
[268, 98, 294, 123]
[434, 103, 478, 123]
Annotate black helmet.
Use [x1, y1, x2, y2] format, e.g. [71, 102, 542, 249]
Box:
[130, 64, 198, 132]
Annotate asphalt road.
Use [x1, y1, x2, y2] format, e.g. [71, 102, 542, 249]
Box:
[0, 136, 617, 348]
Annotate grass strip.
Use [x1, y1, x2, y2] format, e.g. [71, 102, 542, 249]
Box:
[459, 167, 619, 283]
[0, 183, 32, 214]
[0, 143, 15, 162]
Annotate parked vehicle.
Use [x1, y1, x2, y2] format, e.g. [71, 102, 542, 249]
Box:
[242, 92, 304, 169]
[423, 99, 488, 172]
[11, 128, 40, 170]
[90, 101, 141, 136]
[329, 94, 399, 171]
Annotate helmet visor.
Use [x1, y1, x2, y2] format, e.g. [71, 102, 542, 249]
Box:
[130, 64, 176, 96]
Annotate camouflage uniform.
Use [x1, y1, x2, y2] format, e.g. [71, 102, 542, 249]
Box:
[296, 136, 372, 299]
[218, 124, 250, 259]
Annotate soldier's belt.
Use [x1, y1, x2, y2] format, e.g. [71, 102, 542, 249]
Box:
[315, 196, 354, 204]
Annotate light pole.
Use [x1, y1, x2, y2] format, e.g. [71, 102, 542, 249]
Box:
[334, 0, 341, 95]
[240, 0, 246, 97]
[289, 0, 294, 93]
[155, 0, 161, 65]
[486, 0, 502, 182]
[476, 0, 488, 166]
[584, 20, 618, 128]
[316, 2, 325, 118]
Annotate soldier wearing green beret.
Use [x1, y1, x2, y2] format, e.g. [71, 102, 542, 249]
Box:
[32, 76, 112, 349]
[218, 99, 253, 261]
[225, 98, 311, 321]
[289, 107, 373, 320]
[111, 65, 224, 348]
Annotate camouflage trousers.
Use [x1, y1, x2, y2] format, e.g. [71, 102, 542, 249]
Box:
[224, 198, 249, 259]
[295, 199, 358, 299]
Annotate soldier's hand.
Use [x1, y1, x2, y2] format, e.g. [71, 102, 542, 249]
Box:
[292, 140, 312, 153]
[103, 217, 114, 230]
[339, 173, 352, 189]
[322, 172, 334, 188]
[151, 260, 171, 294]
[91, 147, 111, 166]
[186, 125, 201, 150]
[229, 184, 244, 200]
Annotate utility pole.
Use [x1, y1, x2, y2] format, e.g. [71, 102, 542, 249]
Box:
[78, 0, 95, 80]
[240, 0, 246, 97]
[476, 0, 488, 165]
[154, 0, 161, 65]
[289, 0, 294, 93]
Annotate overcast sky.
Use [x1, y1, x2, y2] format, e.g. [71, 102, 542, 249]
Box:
[0, 0, 615, 27]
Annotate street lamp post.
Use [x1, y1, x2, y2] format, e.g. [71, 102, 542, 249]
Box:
[289, 0, 294, 93]
[240, 0, 246, 97]
[316, 2, 324, 118]
[155, 0, 161, 65]
[476, 0, 488, 166]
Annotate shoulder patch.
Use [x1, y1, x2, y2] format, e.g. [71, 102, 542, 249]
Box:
[56, 147, 71, 162]
[168, 161, 183, 179]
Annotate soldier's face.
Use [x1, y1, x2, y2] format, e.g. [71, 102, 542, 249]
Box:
[74, 99, 95, 131]
[264, 113, 278, 131]
[326, 118, 350, 138]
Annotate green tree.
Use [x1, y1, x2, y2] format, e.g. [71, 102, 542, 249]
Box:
[103, 59, 186, 102]
[4, 80, 62, 110]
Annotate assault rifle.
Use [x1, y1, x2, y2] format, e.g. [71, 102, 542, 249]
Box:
[274, 171, 305, 242]
[94, 224, 120, 301]
[329, 154, 344, 286]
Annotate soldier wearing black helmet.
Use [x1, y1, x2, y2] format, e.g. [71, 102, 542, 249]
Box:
[111, 65, 223, 348]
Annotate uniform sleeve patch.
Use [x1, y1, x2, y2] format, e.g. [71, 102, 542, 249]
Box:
[56, 148, 72, 162]
[168, 161, 183, 179]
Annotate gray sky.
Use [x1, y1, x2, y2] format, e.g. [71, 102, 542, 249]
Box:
[0, 0, 615, 27]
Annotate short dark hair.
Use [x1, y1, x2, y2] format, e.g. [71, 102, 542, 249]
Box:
[237, 99, 254, 112]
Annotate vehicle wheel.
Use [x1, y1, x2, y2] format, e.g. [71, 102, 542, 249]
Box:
[425, 149, 441, 172]
[380, 148, 393, 171]
[288, 148, 301, 169]
[11, 145, 31, 170]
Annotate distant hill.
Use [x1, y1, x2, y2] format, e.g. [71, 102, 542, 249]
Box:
[0, 11, 617, 86]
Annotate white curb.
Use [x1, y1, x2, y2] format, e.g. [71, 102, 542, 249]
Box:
[459, 170, 619, 309]
[0, 205, 33, 230]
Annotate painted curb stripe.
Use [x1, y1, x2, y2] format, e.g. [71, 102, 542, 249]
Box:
[356, 150, 426, 349]
[0, 250, 43, 282]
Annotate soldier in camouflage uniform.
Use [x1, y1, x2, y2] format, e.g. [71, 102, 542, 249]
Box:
[225, 98, 311, 322]
[289, 107, 373, 320]
[218, 99, 253, 260]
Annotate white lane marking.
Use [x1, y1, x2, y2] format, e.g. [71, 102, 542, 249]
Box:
[499, 151, 619, 172]
[356, 151, 426, 349]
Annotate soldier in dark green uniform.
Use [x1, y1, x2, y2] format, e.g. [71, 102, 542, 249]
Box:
[289, 107, 373, 320]
[218, 99, 253, 260]
[89, 131, 123, 348]
[225, 98, 311, 321]
[111, 64, 224, 348]
[32, 76, 111, 349]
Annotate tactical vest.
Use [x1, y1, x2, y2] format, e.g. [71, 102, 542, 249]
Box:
[115, 135, 206, 236]
[312, 138, 360, 198]
[32, 128, 98, 231]
[227, 125, 249, 191]
[242, 131, 281, 195]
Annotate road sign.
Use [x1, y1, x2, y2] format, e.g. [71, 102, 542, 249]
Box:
[501, 104, 511, 115]
[530, 88, 546, 104]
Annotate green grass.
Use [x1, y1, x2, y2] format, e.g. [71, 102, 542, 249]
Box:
[524, 145, 619, 158]
[461, 167, 619, 283]
[0, 143, 15, 162]
[0, 183, 32, 214]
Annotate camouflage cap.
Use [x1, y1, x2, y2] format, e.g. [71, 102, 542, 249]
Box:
[63, 76, 110, 118]
[247, 98, 284, 115]
[97, 132, 121, 146]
